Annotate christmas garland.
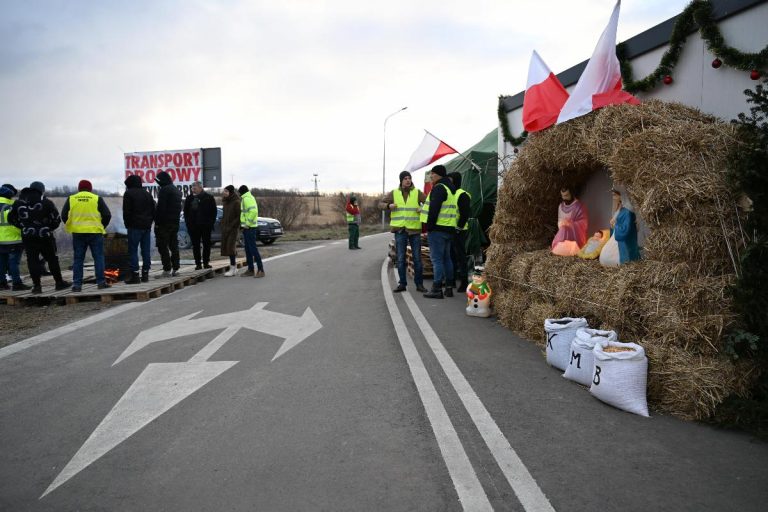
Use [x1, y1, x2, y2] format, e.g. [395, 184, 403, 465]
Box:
[499, 0, 768, 142]
[497, 97, 528, 146]
[620, 0, 768, 93]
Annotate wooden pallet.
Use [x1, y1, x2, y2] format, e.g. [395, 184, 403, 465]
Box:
[0, 258, 247, 306]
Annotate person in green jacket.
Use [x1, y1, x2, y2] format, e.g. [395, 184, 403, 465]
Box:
[238, 185, 265, 278]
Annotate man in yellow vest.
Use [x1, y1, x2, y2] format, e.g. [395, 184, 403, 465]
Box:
[0, 184, 29, 291]
[448, 172, 472, 292]
[62, 180, 112, 292]
[421, 165, 457, 299]
[238, 185, 265, 278]
[379, 171, 427, 293]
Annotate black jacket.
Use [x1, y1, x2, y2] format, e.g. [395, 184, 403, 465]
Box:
[8, 188, 61, 239]
[61, 191, 112, 228]
[123, 175, 156, 230]
[183, 190, 218, 228]
[154, 171, 182, 226]
[426, 177, 456, 233]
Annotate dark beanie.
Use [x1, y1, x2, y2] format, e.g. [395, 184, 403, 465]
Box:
[238, 185, 250, 195]
[78, 179, 93, 192]
[448, 172, 462, 188]
[399, 171, 412, 184]
[224, 184, 236, 194]
[431, 165, 447, 177]
[30, 181, 45, 194]
[1, 184, 17, 196]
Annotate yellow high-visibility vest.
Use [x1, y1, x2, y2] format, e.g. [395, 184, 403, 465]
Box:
[0, 197, 22, 244]
[419, 184, 457, 227]
[455, 188, 472, 231]
[390, 188, 421, 230]
[240, 192, 259, 228]
[65, 192, 105, 234]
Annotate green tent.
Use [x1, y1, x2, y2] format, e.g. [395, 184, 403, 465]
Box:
[443, 129, 498, 259]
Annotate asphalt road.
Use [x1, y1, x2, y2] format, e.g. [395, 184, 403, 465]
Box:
[1, 233, 766, 511]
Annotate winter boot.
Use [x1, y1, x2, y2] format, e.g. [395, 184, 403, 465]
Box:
[423, 287, 444, 299]
[125, 272, 141, 285]
[141, 270, 150, 282]
[444, 287, 454, 298]
[55, 280, 71, 290]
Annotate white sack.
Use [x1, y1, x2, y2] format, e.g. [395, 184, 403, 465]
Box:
[563, 328, 617, 386]
[590, 341, 649, 417]
[544, 317, 588, 371]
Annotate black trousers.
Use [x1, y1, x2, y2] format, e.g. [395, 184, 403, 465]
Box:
[189, 225, 213, 266]
[450, 230, 468, 287]
[155, 223, 180, 271]
[23, 237, 63, 286]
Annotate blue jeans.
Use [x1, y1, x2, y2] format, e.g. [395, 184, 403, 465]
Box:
[242, 228, 263, 272]
[72, 233, 105, 286]
[395, 231, 423, 287]
[127, 228, 151, 273]
[427, 231, 453, 289]
[0, 245, 23, 285]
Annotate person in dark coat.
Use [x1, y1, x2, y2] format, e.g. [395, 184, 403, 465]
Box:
[183, 181, 218, 270]
[9, 182, 69, 294]
[448, 172, 471, 292]
[123, 174, 156, 283]
[153, 171, 182, 277]
[220, 185, 241, 276]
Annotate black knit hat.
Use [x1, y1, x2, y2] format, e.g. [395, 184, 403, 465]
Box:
[399, 171, 412, 184]
[1, 184, 17, 196]
[224, 184, 236, 194]
[30, 181, 45, 194]
[430, 165, 447, 177]
[238, 185, 250, 195]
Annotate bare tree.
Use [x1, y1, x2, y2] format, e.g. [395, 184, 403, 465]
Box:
[257, 195, 309, 230]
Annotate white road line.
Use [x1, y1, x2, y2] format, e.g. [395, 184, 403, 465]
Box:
[399, 274, 556, 512]
[262, 245, 325, 262]
[0, 302, 145, 360]
[381, 260, 492, 512]
[1, 244, 327, 360]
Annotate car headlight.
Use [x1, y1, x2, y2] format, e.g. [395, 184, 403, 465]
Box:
[257, 221, 268, 226]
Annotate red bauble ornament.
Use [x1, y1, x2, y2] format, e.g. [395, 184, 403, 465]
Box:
[751, 69, 761, 80]
[711, 58, 722, 68]
[663, 75, 673, 85]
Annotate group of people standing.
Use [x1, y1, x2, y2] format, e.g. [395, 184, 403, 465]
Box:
[376, 164, 471, 299]
[0, 173, 266, 295]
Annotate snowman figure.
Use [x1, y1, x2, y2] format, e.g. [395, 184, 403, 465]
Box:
[466, 266, 492, 317]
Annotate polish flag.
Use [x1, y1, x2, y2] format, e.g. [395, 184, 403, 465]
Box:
[402, 130, 458, 173]
[523, 51, 569, 132]
[557, 0, 639, 125]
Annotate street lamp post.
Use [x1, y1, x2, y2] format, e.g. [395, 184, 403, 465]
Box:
[382, 106, 408, 225]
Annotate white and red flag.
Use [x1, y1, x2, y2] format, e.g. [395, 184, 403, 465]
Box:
[556, 0, 639, 125]
[523, 50, 569, 132]
[402, 130, 458, 173]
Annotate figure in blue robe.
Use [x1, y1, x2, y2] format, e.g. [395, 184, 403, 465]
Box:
[612, 206, 640, 263]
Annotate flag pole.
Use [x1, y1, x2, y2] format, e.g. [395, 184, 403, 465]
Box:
[424, 130, 482, 171]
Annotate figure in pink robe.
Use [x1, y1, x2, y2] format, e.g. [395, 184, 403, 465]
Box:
[551, 187, 588, 256]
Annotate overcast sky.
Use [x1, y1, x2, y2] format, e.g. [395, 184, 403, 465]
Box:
[1, 0, 691, 194]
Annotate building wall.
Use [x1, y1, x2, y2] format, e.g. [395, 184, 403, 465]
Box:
[499, 2, 768, 159]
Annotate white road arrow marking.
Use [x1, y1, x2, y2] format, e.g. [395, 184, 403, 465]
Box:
[113, 302, 321, 365]
[43, 302, 322, 499]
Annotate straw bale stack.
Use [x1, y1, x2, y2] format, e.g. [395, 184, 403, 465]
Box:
[487, 100, 757, 420]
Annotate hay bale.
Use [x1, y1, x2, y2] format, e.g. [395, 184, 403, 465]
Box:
[643, 223, 742, 276]
[521, 301, 562, 349]
[609, 122, 738, 224]
[589, 100, 718, 161]
[645, 344, 759, 420]
[494, 288, 530, 333]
